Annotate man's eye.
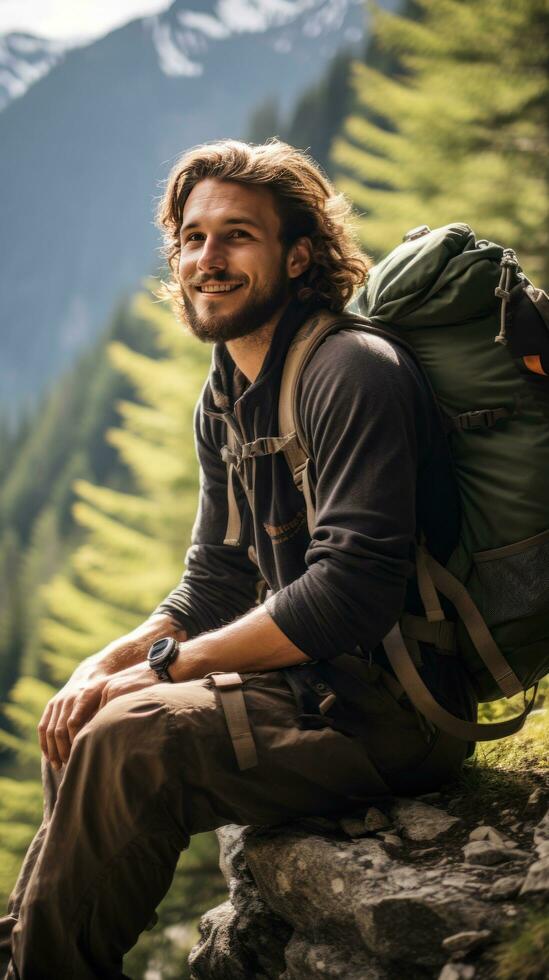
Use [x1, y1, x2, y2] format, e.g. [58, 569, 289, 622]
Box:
[229, 229, 250, 239]
[184, 233, 204, 244]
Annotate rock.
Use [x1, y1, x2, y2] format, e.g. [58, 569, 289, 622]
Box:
[281, 937, 391, 980]
[339, 807, 392, 837]
[217, 824, 248, 884]
[241, 828, 489, 969]
[527, 787, 543, 807]
[188, 900, 283, 980]
[519, 856, 549, 897]
[379, 833, 402, 849]
[442, 929, 492, 958]
[468, 826, 513, 847]
[244, 833, 392, 935]
[438, 964, 475, 980]
[192, 790, 545, 980]
[365, 807, 392, 832]
[391, 866, 422, 889]
[356, 894, 485, 968]
[339, 816, 370, 838]
[189, 827, 291, 980]
[485, 875, 524, 900]
[462, 841, 529, 866]
[391, 799, 461, 842]
[418, 792, 442, 803]
[441, 874, 471, 889]
[533, 808, 549, 849]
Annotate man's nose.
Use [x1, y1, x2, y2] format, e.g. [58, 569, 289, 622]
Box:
[196, 236, 227, 274]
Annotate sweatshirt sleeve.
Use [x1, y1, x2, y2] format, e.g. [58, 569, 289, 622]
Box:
[265, 329, 429, 659]
[154, 388, 261, 637]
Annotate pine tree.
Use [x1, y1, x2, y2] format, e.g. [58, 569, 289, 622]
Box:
[285, 49, 355, 174]
[0, 530, 24, 700]
[247, 98, 282, 144]
[247, 50, 357, 177]
[334, 0, 549, 281]
[18, 507, 65, 680]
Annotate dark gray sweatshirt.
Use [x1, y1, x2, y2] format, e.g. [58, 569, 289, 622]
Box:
[155, 300, 477, 718]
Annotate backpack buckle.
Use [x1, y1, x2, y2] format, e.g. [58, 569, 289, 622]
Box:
[453, 406, 511, 430]
[460, 409, 494, 429]
[403, 224, 431, 242]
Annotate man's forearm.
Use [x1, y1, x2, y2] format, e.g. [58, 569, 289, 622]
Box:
[72, 613, 188, 680]
[168, 604, 310, 682]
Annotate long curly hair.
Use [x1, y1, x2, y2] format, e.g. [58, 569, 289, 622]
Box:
[156, 139, 371, 317]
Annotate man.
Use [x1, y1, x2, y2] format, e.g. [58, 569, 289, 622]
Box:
[1, 139, 475, 978]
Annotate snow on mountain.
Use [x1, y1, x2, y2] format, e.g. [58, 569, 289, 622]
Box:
[149, 0, 363, 76]
[0, 32, 70, 111]
[0, 1, 363, 107]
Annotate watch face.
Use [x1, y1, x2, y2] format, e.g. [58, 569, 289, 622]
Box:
[148, 636, 177, 671]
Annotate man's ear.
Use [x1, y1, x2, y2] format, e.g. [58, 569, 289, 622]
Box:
[287, 237, 312, 280]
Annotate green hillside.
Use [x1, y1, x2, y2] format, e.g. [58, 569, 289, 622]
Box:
[0, 290, 222, 976]
[0, 300, 161, 702]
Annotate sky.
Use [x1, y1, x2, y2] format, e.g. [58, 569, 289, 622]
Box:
[0, 0, 174, 41]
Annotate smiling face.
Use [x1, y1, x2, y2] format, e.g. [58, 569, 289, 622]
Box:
[178, 178, 300, 343]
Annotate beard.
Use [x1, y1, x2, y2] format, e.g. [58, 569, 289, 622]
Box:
[181, 260, 291, 344]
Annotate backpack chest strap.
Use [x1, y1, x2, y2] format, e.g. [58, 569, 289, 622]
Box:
[221, 432, 298, 466]
[221, 428, 302, 546]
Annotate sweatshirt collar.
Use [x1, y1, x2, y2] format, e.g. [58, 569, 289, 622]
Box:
[208, 297, 321, 414]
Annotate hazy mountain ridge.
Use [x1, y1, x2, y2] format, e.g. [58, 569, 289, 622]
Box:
[0, 0, 366, 415]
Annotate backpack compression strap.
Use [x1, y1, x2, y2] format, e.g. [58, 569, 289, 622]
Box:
[278, 309, 538, 742]
[384, 545, 536, 741]
[384, 623, 537, 742]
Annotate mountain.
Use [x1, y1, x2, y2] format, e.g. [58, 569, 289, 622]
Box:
[0, 32, 69, 111]
[0, 0, 367, 416]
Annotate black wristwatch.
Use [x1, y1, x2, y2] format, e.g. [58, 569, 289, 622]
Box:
[147, 636, 179, 682]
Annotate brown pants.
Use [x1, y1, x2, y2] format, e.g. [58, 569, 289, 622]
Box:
[0, 667, 467, 979]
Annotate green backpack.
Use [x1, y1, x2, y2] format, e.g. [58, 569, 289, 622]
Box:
[277, 223, 549, 742]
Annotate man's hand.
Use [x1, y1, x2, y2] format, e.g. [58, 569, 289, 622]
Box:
[38, 674, 109, 770]
[37, 613, 186, 770]
[97, 661, 160, 710]
[38, 663, 162, 769]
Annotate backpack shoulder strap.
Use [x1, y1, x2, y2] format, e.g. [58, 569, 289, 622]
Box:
[279, 309, 375, 533]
